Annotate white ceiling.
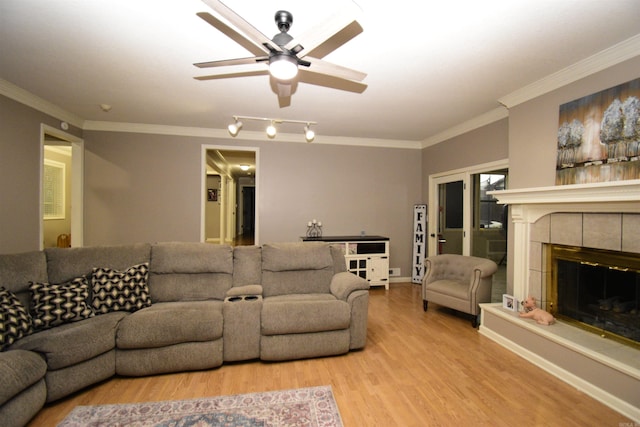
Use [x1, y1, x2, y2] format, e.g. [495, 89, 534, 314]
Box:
[2, 0, 640, 146]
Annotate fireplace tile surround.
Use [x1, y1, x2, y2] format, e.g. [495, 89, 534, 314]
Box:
[480, 180, 640, 422]
[528, 211, 640, 305]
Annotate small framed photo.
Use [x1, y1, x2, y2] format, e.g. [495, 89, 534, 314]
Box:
[502, 294, 518, 312]
[207, 188, 217, 202]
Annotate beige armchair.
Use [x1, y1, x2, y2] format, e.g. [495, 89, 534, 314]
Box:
[422, 254, 498, 327]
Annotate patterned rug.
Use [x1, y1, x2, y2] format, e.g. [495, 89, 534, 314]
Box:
[58, 385, 343, 427]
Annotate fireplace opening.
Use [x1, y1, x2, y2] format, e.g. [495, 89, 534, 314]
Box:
[547, 244, 640, 349]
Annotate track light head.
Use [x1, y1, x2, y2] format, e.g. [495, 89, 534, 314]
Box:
[266, 122, 277, 138]
[228, 119, 243, 137]
[304, 125, 315, 142]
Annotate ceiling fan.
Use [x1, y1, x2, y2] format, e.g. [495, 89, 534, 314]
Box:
[194, 0, 367, 107]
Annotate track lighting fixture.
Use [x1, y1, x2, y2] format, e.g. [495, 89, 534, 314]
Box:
[227, 116, 318, 142]
[227, 118, 243, 136]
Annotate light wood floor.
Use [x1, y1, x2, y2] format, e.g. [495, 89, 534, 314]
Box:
[29, 283, 631, 426]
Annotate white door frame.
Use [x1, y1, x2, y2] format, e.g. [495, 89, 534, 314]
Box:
[40, 124, 84, 249]
[201, 145, 259, 245]
[428, 159, 509, 257]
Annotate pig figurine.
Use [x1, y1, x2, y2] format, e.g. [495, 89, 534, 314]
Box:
[519, 296, 555, 325]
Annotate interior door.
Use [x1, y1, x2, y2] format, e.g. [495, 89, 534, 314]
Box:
[40, 124, 84, 249]
[429, 173, 469, 256]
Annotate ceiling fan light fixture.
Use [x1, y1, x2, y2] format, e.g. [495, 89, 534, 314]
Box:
[304, 125, 315, 143]
[269, 53, 298, 81]
[228, 119, 243, 136]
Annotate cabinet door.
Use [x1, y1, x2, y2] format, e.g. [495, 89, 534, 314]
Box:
[368, 256, 389, 282]
[348, 257, 368, 279]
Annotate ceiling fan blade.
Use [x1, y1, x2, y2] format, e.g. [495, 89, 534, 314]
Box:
[304, 57, 367, 82]
[195, 65, 269, 80]
[285, 4, 362, 59]
[299, 68, 367, 94]
[194, 56, 268, 68]
[269, 78, 295, 108]
[299, 20, 363, 59]
[201, 0, 282, 53]
[276, 82, 292, 98]
[197, 12, 268, 56]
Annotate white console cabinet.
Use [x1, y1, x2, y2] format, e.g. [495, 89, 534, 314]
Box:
[302, 235, 390, 290]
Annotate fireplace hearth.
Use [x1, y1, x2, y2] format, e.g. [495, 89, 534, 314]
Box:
[548, 244, 640, 348]
[481, 180, 640, 420]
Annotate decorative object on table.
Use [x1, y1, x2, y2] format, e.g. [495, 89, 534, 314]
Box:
[306, 219, 323, 238]
[519, 295, 555, 325]
[502, 294, 518, 312]
[58, 385, 343, 427]
[412, 204, 427, 284]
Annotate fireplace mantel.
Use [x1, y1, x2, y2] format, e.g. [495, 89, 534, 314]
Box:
[490, 179, 640, 224]
[489, 179, 640, 300]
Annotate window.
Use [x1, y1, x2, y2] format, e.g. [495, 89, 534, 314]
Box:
[43, 159, 65, 220]
[474, 172, 506, 230]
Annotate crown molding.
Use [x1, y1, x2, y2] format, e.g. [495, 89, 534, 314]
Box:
[421, 107, 509, 148]
[0, 78, 85, 128]
[83, 120, 423, 149]
[498, 33, 640, 109]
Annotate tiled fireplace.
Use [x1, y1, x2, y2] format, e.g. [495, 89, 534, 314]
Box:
[480, 179, 640, 422]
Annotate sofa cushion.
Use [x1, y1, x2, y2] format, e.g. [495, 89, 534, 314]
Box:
[0, 287, 33, 351]
[262, 242, 333, 272]
[45, 244, 151, 284]
[10, 312, 126, 370]
[261, 243, 334, 297]
[29, 278, 94, 331]
[91, 263, 151, 314]
[116, 301, 223, 349]
[232, 246, 262, 286]
[149, 243, 233, 302]
[425, 279, 470, 300]
[0, 251, 48, 308]
[0, 350, 47, 406]
[262, 296, 350, 335]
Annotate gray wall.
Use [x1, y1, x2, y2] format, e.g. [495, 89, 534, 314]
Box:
[0, 103, 422, 276]
[421, 118, 509, 193]
[0, 95, 82, 253]
[508, 56, 640, 189]
[82, 131, 422, 277]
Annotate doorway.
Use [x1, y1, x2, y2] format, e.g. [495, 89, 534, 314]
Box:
[428, 160, 508, 258]
[202, 146, 258, 246]
[40, 124, 84, 249]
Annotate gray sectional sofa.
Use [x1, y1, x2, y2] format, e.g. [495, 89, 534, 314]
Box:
[0, 241, 369, 427]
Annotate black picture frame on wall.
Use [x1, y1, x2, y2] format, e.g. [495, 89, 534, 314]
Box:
[207, 188, 217, 202]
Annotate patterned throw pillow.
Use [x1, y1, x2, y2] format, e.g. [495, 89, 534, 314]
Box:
[29, 277, 94, 330]
[0, 287, 33, 350]
[91, 263, 150, 314]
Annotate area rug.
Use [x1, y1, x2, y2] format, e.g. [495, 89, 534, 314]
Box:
[58, 385, 343, 427]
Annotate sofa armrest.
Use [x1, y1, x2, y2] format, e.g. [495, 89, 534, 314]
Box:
[226, 285, 262, 298]
[0, 350, 47, 406]
[330, 272, 369, 301]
